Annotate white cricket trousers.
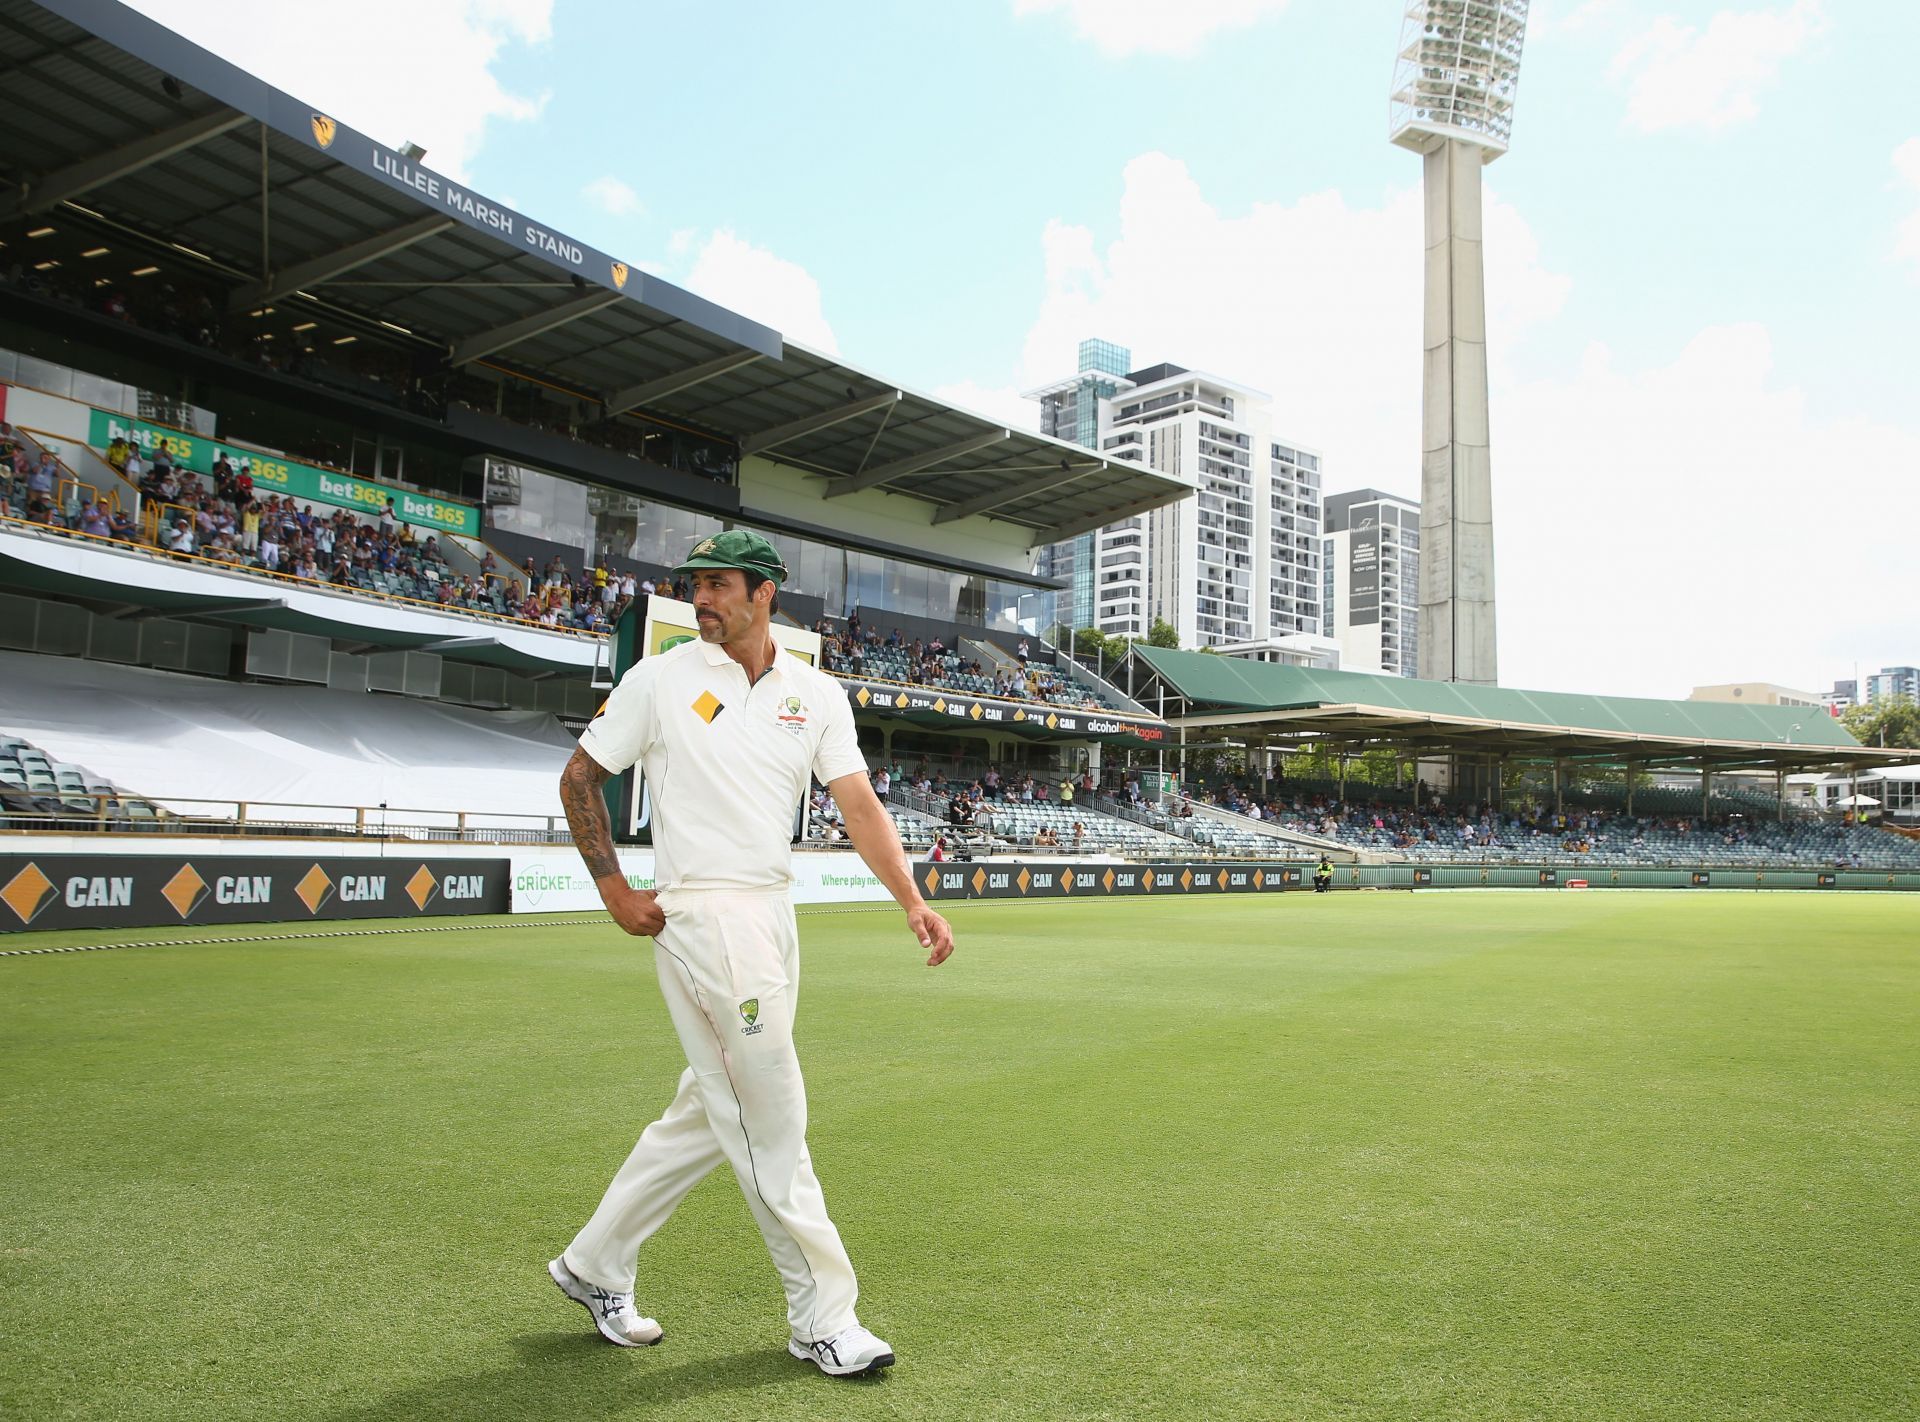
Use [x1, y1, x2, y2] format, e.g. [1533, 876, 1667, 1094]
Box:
[562, 886, 859, 1343]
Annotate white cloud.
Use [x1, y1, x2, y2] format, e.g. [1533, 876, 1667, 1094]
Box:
[682, 229, 839, 354]
[1497, 324, 1919, 697]
[980, 151, 1916, 697]
[1608, 1, 1826, 135]
[1007, 152, 1568, 490]
[582, 175, 642, 217]
[125, 0, 552, 180]
[929, 380, 1040, 434]
[1894, 138, 1920, 275]
[1012, 0, 1292, 57]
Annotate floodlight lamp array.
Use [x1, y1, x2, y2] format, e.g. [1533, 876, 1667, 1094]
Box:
[1389, 0, 1531, 156]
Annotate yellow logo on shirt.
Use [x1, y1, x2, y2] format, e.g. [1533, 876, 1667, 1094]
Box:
[691, 690, 724, 723]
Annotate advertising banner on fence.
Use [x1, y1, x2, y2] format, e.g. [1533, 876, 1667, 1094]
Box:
[912, 860, 1303, 901]
[87, 409, 482, 537]
[509, 849, 895, 913]
[0, 853, 508, 933]
[839, 679, 1167, 745]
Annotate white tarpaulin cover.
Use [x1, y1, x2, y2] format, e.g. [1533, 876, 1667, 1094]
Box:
[0, 650, 573, 824]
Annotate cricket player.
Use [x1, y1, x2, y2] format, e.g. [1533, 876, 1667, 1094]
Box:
[547, 529, 955, 1378]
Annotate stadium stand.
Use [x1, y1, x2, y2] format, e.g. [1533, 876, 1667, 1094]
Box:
[0, 651, 574, 838]
[816, 617, 1124, 712]
[2, 413, 651, 635]
[1179, 789, 1920, 870]
[0, 729, 159, 830]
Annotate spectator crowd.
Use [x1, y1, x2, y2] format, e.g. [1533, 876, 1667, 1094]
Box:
[815, 612, 1112, 712]
[3, 421, 659, 633]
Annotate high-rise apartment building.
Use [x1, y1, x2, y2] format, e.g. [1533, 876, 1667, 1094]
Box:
[1029, 347, 1326, 656]
[1322, 488, 1420, 676]
[1865, 666, 1919, 704]
[1031, 339, 1133, 630]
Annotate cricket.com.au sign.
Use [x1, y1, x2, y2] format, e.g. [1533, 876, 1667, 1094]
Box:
[0, 854, 508, 933]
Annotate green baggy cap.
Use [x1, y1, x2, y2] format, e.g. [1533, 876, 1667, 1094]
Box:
[672, 528, 787, 585]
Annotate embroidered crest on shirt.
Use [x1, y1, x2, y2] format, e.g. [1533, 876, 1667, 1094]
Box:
[776, 695, 808, 734]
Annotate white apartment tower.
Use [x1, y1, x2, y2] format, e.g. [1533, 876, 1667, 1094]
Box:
[1029, 346, 1324, 652]
[1323, 488, 1420, 676]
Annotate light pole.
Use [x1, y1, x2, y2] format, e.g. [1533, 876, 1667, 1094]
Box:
[1390, 0, 1531, 690]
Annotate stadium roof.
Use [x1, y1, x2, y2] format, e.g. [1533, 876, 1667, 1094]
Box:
[1121, 645, 1918, 773]
[0, 0, 1189, 544]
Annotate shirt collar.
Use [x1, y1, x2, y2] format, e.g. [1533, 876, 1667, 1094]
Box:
[698, 637, 789, 680]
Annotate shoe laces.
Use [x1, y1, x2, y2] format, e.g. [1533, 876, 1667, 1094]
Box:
[588, 1284, 634, 1322]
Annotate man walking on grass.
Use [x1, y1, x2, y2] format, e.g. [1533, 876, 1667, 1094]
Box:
[548, 529, 955, 1378]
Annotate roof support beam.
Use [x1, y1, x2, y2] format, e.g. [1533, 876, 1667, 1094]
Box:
[933, 462, 1100, 523]
[741, 390, 900, 456]
[448, 289, 626, 365]
[826, 429, 1011, 499]
[0, 108, 252, 221]
[602, 350, 764, 418]
[228, 213, 456, 311]
[1038, 488, 1186, 545]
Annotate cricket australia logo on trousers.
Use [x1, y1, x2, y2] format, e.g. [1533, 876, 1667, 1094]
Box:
[739, 999, 764, 1036]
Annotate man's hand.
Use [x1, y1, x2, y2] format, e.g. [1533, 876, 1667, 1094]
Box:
[908, 904, 954, 967]
[600, 878, 665, 937]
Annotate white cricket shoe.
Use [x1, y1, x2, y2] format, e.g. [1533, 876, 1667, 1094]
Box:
[548, 1256, 663, 1347]
[789, 1323, 895, 1376]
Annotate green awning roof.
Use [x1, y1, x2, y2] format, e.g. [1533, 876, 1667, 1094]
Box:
[1123, 644, 1886, 767]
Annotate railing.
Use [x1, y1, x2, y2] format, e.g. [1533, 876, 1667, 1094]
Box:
[0, 791, 572, 844]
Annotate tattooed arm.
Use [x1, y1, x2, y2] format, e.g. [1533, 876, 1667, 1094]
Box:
[560, 746, 663, 937]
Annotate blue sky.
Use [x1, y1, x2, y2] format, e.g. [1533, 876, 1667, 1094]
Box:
[133, 0, 1920, 696]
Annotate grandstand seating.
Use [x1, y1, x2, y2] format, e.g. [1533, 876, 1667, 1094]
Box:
[2, 419, 621, 637]
[0, 732, 160, 830]
[819, 625, 1126, 713]
[1248, 802, 1920, 870]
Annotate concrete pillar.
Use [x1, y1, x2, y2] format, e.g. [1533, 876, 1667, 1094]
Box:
[1553, 759, 1563, 815]
[1702, 769, 1711, 822]
[1777, 769, 1786, 823]
[1626, 762, 1636, 817]
[1417, 138, 1498, 688]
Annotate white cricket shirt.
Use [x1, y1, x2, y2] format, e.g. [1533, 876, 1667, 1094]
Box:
[576, 636, 867, 890]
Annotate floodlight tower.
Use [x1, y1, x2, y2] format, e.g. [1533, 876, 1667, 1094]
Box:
[1390, 0, 1529, 689]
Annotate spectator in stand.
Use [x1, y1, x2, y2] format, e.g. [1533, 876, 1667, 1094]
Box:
[106, 434, 131, 473]
[1016, 637, 1030, 662]
[1059, 777, 1075, 807]
[873, 766, 892, 800]
[108, 509, 136, 543]
[78, 501, 110, 538]
[379, 497, 398, 536]
[259, 525, 281, 571]
[27, 454, 56, 499]
[165, 517, 196, 557]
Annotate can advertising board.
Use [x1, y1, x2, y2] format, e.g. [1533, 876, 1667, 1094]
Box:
[912, 860, 1305, 901]
[87, 409, 482, 537]
[0, 854, 507, 933]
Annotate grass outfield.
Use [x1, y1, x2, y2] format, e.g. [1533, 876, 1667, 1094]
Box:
[3, 893, 1916, 1421]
